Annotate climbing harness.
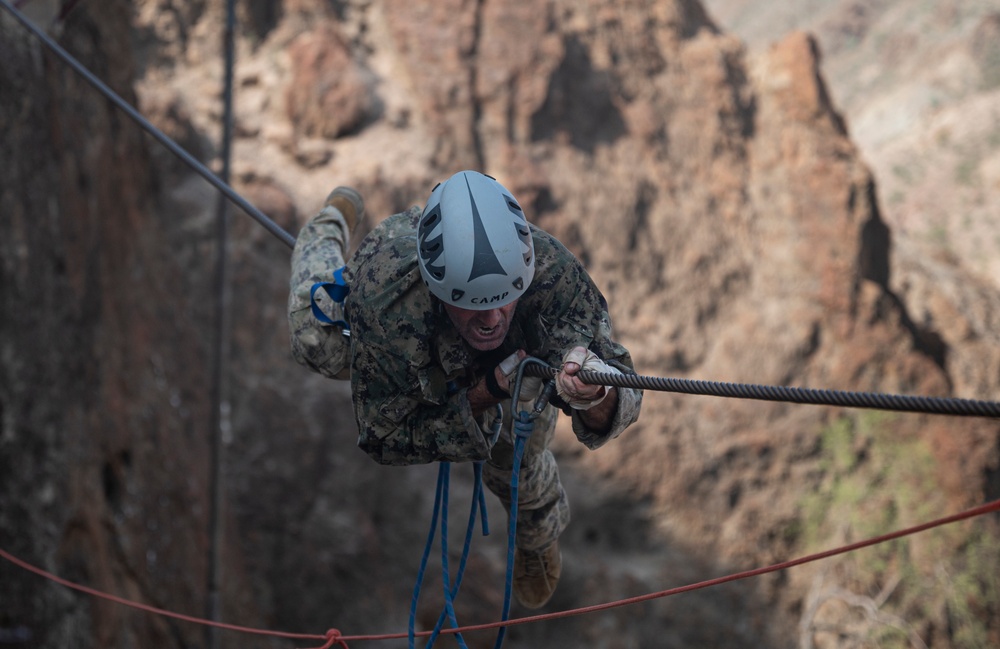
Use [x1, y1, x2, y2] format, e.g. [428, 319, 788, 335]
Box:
[409, 359, 555, 649]
[310, 267, 351, 333]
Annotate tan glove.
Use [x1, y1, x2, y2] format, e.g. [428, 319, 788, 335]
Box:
[556, 347, 618, 410]
[497, 350, 544, 404]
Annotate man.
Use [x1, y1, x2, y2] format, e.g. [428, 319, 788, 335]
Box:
[288, 170, 642, 609]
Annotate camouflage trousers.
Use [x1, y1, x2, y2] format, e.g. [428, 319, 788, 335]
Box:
[482, 403, 569, 552]
[288, 204, 352, 379]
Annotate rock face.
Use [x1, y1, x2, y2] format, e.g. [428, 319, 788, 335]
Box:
[0, 4, 221, 647]
[703, 0, 1000, 302]
[285, 24, 375, 139]
[2, 1, 999, 648]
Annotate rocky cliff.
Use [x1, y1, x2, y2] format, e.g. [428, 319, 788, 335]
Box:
[702, 1, 1000, 421]
[704, 0, 1000, 289]
[2, 0, 998, 648]
[1, 4, 222, 647]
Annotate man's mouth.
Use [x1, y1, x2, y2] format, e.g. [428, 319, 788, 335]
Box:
[477, 325, 498, 336]
[465, 323, 505, 350]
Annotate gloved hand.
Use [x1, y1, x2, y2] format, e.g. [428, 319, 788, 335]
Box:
[496, 350, 545, 404]
[556, 346, 617, 410]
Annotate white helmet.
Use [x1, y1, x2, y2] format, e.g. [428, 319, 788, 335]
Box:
[417, 171, 535, 310]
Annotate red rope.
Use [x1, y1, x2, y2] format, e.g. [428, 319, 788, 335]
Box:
[3, 498, 999, 645]
[305, 629, 350, 649]
[0, 546, 328, 644]
[440, 497, 1000, 636]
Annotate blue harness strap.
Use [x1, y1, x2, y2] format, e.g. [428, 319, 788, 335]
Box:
[309, 266, 350, 329]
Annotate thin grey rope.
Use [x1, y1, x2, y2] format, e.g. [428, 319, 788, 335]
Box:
[0, 0, 297, 250]
[205, 0, 238, 647]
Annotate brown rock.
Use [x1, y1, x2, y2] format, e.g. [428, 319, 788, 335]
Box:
[285, 23, 373, 138]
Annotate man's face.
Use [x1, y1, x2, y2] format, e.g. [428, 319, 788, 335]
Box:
[443, 300, 518, 351]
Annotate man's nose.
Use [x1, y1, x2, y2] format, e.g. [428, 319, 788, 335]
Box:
[475, 308, 503, 327]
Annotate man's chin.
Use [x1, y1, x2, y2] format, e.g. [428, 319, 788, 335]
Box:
[465, 338, 503, 352]
[466, 333, 504, 351]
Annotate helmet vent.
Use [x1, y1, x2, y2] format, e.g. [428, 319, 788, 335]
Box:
[418, 204, 446, 280]
[422, 212, 440, 229]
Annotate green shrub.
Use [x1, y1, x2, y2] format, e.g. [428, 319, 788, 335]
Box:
[796, 413, 1000, 647]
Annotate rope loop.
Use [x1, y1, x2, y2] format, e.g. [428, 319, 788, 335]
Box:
[512, 411, 535, 439]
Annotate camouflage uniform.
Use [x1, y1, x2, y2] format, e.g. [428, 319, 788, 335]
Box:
[289, 204, 642, 552]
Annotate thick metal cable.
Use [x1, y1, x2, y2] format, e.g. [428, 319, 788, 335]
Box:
[0, 0, 298, 250]
[525, 366, 1000, 418]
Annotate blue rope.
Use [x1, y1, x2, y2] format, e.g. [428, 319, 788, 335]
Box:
[425, 463, 491, 646]
[436, 465, 466, 647]
[492, 411, 535, 649]
[411, 462, 493, 649]
[411, 381, 542, 649]
[409, 466, 446, 649]
[478, 470, 491, 537]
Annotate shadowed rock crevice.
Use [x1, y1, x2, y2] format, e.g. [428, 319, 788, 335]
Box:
[530, 34, 627, 153]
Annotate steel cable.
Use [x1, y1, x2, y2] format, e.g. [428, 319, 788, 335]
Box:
[525, 366, 1000, 418]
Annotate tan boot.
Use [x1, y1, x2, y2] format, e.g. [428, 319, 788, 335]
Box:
[513, 541, 561, 609]
[323, 186, 365, 235]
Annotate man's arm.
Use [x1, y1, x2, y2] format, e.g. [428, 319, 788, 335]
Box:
[522, 228, 642, 448]
[549, 349, 641, 449]
[467, 372, 506, 418]
[575, 387, 619, 432]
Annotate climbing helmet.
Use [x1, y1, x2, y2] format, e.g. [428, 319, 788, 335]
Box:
[417, 170, 534, 310]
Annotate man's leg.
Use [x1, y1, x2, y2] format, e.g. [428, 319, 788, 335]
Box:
[483, 404, 568, 608]
[288, 187, 364, 380]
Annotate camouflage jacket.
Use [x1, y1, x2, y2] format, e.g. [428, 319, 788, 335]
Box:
[343, 206, 642, 466]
